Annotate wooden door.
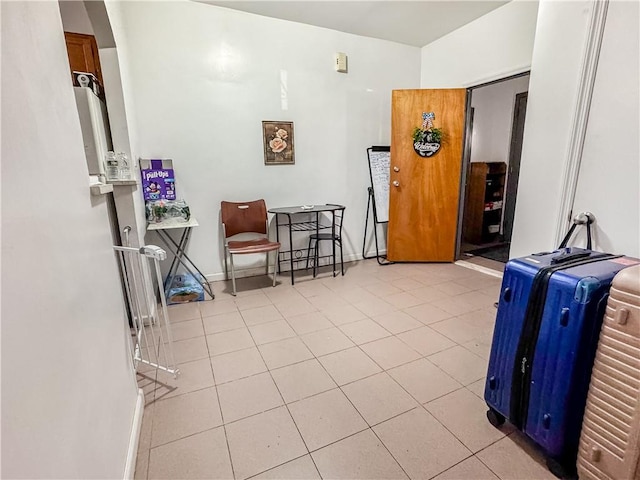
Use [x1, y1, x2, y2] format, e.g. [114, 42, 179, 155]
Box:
[388, 89, 467, 262]
[64, 32, 103, 85]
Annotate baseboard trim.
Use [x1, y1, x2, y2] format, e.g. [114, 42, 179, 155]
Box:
[123, 388, 145, 480]
[203, 250, 388, 283]
[455, 260, 504, 279]
[202, 252, 504, 284]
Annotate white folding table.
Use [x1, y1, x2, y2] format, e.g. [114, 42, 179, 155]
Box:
[147, 217, 214, 299]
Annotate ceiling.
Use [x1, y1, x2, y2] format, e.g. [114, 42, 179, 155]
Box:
[196, 1, 508, 47]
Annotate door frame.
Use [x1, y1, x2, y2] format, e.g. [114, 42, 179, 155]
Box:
[503, 91, 528, 242]
[454, 96, 474, 259]
[454, 71, 531, 260]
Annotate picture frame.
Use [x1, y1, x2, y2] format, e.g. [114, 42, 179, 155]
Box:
[262, 121, 295, 165]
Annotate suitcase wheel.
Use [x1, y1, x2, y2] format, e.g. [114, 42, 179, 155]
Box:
[486, 408, 505, 428]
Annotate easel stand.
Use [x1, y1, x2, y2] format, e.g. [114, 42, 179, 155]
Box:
[362, 187, 393, 265]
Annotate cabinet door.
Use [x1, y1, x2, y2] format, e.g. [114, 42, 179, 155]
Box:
[64, 32, 103, 85]
[463, 163, 488, 244]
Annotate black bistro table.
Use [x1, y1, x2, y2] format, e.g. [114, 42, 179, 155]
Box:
[268, 204, 342, 285]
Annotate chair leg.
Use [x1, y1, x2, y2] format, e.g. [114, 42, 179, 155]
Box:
[313, 240, 319, 278]
[340, 240, 344, 275]
[305, 237, 313, 271]
[224, 246, 229, 280]
[229, 253, 237, 296]
[332, 238, 337, 277]
[272, 249, 279, 287]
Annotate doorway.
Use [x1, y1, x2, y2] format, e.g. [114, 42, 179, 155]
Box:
[457, 73, 530, 269]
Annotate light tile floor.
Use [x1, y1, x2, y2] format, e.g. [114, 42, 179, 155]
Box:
[135, 261, 557, 480]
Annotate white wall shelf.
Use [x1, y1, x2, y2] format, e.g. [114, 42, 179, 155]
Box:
[90, 183, 114, 195]
[108, 179, 138, 186]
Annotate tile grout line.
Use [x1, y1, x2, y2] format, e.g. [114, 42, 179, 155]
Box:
[199, 306, 238, 480]
[135, 316, 161, 480]
[142, 376, 489, 452]
[470, 434, 518, 480]
[392, 325, 457, 357]
[309, 339, 411, 480]
[339, 328, 495, 475]
[155, 311, 487, 403]
[363, 364, 479, 466]
[145, 423, 230, 452]
[366, 407, 422, 480]
[401, 365, 499, 459]
[423, 453, 484, 480]
[473, 428, 518, 456]
[243, 452, 314, 480]
[239, 301, 322, 480]
[159, 264, 501, 479]
[421, 384, 468, 406]
[260, 272, 462, 479]
[421, 345, 486, 388]
[145, 306, 232, 464]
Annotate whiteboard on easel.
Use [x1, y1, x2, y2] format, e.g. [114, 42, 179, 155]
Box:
[367, 146, 391, 223]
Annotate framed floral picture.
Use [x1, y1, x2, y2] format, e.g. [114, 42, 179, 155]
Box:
[262, 121, 295, 165]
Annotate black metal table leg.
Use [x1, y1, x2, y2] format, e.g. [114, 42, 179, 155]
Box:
[287, 214, 295, 285]
[275, 214, 281, 274]
[332, 211, 337, 276]
[163, 228, 189, 289]
[157, 228, 215, 299]
[313, 212, 320, 278]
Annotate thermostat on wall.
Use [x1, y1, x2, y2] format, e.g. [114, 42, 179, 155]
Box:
[335, 52, 348, 73]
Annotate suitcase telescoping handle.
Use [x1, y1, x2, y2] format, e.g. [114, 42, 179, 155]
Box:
[558, 212, 595, 250]
[551, 250, 592, 264]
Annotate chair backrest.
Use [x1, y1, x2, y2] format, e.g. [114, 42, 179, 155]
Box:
[221, 200, 268, 238]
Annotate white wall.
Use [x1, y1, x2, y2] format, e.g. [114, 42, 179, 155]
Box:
[58, 0, 94, 34]
[112, 0, 421, 278]
[1, 2, 138, 478]
[102, 1, 150, 246]
[420, 0, 539, 88]
[571, 1, 640, 257]
[470, 74, 530, 164]
[58, 0, 149, 247]
[510, 1, 601, 257]
[102, 1, 140, 164]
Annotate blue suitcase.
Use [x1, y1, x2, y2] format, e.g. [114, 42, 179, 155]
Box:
[484, 247, 638, 477]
